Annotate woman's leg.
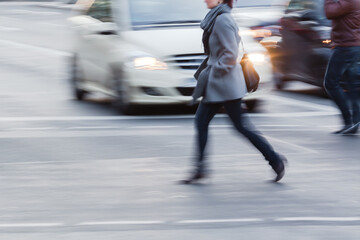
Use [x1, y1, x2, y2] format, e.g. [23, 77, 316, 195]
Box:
[194, 101, 222, 173]
[223, 99, 286, 181]
[223, 99, 276, 160]
[180, 102, 221, 184]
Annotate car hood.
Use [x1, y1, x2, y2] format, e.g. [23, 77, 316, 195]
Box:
[232, 6, 285, 27]
[123, 25, 267, 58]
[123, 26, 204, 57]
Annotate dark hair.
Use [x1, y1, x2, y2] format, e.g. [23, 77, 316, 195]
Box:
[223, 0, 233, 8]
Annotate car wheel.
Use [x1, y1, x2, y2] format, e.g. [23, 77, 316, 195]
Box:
[274, 71, 287, 90]
[244, 99, 259, 112]
[270, 52, 287, 90]
[70, 55, 87, 101]
[112, 70, 136, 115]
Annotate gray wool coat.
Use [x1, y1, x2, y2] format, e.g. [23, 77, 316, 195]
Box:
[193, 13, 247, 103]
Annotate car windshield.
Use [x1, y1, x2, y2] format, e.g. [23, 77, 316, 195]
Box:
[286, 0, 331, 25]
[128, 0, 207, 27]
[286, 0, 318, 11]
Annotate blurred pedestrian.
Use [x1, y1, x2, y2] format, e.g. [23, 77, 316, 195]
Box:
[323, 0, 360, 134]
[180, 0, 287, 184]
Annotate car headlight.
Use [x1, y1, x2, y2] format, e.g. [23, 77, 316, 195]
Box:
[247, 53, 266, 64]
[133, 57, 167, 70]
[127, 52, 167, 70]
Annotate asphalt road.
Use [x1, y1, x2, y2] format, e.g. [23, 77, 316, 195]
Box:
[0, 3, 359, 239]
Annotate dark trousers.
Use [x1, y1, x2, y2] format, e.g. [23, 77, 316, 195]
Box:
[324, 46, 360, 125]
[194, 99, 278, 171]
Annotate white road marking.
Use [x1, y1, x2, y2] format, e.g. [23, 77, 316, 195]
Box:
[41, 22, 67, 28]
[258, 125, 304, 127]
[176, 218, 264, 224]
[0, 128, 329, 139]
[0, 130, 171, 139]
[0, 2, 67, 8]
[266, 136, 318, 154]
[0, 153, 307, 166]
[0, 16, 17, 21]
[76, 221, 165, 226]
[0, 124, 338, 132]
[0, 111, 338, 122]
[0, 26, 22, 31]
[250, 111, 337, 117]
[210, 125, 232, 128]
[0, 157, 157, 166]
[10, 127, 58, 131]
[0, 161, 64, 165]
[0, 91, 64, 96]
[259, 129, 327, 132]
[0, 217, 359, 229]
[67, 126, 120, 130]
[0, 116, 149, 122]
[210, 124, 327, 132]
[0, 2, 34, 6]
[0, 39, 71, 57]
[266, 95, 337, 112]
[168, 195, 188, 199]
[0, 223, 64, 228]
[209, 152, 306, 158]
[275, 217, 360, 222]
[10, 9, 61, 15]
[131, 126, 180, 129]
[71, 124, 297, 130]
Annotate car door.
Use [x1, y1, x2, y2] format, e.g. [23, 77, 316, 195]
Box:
[76, 0, 119, 92]
[281, 0, 320, 78]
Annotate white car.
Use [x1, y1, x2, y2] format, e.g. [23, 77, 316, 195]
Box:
[68, 0, 273, 114]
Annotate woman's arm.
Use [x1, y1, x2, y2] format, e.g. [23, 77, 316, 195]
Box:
[212, 14, 239, 77]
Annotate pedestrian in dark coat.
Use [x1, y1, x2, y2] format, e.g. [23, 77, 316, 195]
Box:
[323, 0, 360, 134]
[181, 0, 287, 184]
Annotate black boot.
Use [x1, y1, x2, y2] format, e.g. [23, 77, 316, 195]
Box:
[179, 167, 208, 184]
[341, 121, 360, 135]
[333, 124, 353, 134]
[270, 154, 287, 182]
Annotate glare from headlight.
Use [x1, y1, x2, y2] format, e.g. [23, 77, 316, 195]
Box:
[252, 29, 272, 38]
[238, 30, 253, 36]
[238, 29, 272, 38]
[133, 57, 167, 70]
[247, 53, 265, 63]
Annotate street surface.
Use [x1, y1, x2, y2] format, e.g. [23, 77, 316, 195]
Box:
[0, 2, 359, 239]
